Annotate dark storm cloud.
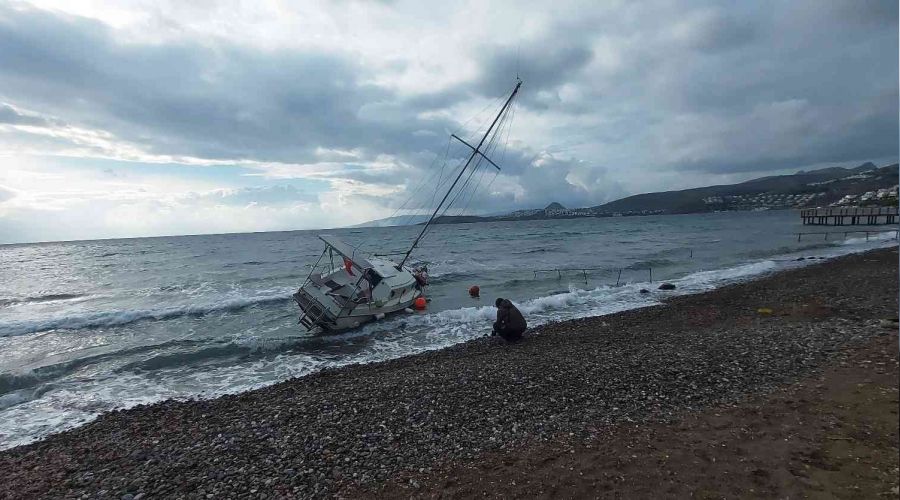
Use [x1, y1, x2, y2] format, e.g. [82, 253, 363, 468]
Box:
[0, 0, 897, 219]
[676, 10, 757, 53]
[647, 1, 899, 174]
[0, 4, 459, 165]
[478, 42, 593, 95]
[471, 20, 596, 112]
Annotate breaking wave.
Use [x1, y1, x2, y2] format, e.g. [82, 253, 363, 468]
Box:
[842, 230, 897, 246]
[0, 290, 293, 337]
[0, 293, 87, 308]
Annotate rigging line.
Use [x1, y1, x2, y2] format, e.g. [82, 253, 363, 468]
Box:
[400, 159, 465, 228]
[462, 96, 507, 152]
[500, 99, 516, 165]
[447, 109, 507, 219]
[454, 118, 503, 203]
[421, 154, 485, 237]
[360, 153, 444, 241]
[386, 135, 461, 229]
[351, 142, 455, 255]
[450, 94, 506, 143]
[360, 132, 452, 231]
[458, 113, 509, 216]
[423, 147, 488, 238]
[459, 98, 515, 215]
[458, 156, 490, 216]
[456, 133, 503, 217]
[395, 161, 447, 227]
[425, 130, 502, 241]
[429, 135, 454, 208]
[400, 80, 522, 267]
[435, 121, 499, 220]
[405, 157, 464, 229]
[443, 156, 483, 216]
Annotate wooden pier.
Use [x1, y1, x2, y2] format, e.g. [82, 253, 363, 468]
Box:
[800, 207, 897, 226]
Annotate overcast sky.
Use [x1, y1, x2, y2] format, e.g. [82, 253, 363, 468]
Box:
[0, 0, 897, 243]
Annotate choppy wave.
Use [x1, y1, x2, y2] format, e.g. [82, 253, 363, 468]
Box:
[625, 259, 675, 270]
[842, 230, 897, 246]
[405, 258, 785, 332]
[1, 213, 897, 450]
[0, 290, 293, 337]
[0, 293, 87, 308]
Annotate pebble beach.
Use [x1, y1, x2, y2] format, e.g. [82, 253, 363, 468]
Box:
[1, 247, 897, 499]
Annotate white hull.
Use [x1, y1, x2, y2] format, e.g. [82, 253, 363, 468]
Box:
[294, 240, 424, 333]
[293, 81, 522, 334]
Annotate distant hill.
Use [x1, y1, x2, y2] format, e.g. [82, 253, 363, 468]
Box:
[355, 162, 898, 227]
[350, 214, 430, 228]
[591, 162, 897, 214]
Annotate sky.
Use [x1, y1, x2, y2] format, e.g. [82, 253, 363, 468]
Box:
[0, 0, 897, 244]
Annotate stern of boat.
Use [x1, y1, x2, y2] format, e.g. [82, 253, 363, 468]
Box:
[293, 286, 338, 330]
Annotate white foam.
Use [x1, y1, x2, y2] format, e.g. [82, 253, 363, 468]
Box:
[0, 288, 294, 337]
[842, 230, 898, 246]
[2, 235, 897, 450]
[674, 260, 778, 291]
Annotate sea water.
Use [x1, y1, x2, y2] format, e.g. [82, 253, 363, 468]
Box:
[0, 210, 896, 448]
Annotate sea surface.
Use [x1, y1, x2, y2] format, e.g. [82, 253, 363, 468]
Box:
[0, 210, 896, 449]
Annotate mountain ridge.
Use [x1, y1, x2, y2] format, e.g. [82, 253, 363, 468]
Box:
[356, 161, 898, 227]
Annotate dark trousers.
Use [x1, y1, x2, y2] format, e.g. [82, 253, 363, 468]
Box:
[492, 321, 523, 342]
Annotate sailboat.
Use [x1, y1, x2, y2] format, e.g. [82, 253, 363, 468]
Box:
[294, 80, 522, 332]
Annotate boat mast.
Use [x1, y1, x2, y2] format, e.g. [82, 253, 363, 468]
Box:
[398, 80, 522, 269]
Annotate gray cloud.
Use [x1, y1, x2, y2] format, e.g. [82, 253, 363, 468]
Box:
[0, 0, 897, 240]
[0, 5, 458, 166]
[0, 103, 50, 126]
[477, 42, 593, 96]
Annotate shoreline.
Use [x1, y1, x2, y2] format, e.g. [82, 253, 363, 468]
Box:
[373, 328, 899, 498]
[1, 247, 897, 498]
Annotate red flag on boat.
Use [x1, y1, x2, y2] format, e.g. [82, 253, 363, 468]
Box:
[343, 257, 355, 276]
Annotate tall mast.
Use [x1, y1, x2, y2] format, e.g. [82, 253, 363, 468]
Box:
[398, 80, 522, 268]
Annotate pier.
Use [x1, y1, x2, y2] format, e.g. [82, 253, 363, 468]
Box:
[800, 207, 897, 226]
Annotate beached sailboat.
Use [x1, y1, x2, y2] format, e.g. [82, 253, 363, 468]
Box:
[294, 80, 522, 332]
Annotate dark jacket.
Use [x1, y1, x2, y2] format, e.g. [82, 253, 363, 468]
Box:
[495, 299, 526, 337]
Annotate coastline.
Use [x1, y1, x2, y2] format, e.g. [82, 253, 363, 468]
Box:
[1, 247, 897, 498]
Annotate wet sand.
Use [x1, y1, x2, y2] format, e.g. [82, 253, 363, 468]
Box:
[1, 247, 897, 499]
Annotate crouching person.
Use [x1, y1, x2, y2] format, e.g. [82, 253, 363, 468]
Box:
[492, 297, 526, 341]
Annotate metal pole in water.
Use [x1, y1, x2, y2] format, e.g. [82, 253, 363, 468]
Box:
[616, 268, 622, 286]
[649, 267, 652, 283]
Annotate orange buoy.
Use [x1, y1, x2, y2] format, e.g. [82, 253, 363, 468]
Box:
[468, 285, 480, 298]
[414, 297, 427, 310]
